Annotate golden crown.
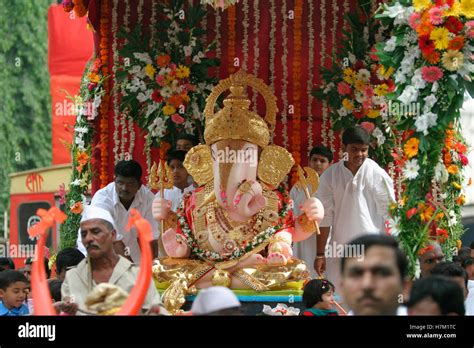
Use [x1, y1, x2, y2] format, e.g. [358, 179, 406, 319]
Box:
[203, 70, 278, 148]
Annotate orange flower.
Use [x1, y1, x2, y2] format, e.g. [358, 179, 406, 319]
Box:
[418, 245, 434, 256]
[448, 36, 464, 51]
[434, 212, 444, 221]
[404, 137, 419, 159]
[447, 164, 459, 175]
[444, 152, 452, 166]
[406, 207, 418, 219]
[436, 228, 449, 243]
[456, 194, 466, 205]
[70, 202, 83, 214]
[418, 203, 434, 222]
[167, 94, 184, 108]
[454, 142, 467, 154]
[416, 20, 434, 36]
[422, 49, 440, 64]
[157, 54, 171, 68]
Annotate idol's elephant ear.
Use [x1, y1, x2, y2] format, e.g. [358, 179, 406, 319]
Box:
[258, 145, 295, 187]
[183, 144, 213, 186]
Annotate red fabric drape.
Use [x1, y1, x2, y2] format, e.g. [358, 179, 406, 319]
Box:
[88, 0, 355, 192]
[48, 4, 94, 164]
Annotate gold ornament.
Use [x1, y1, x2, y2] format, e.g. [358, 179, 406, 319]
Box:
[148, 161, 174, 190]
[183, 144, 213, 186]
[204, 70, 277, 148]
[258, 145, 295, 187]
[211, 269, 232, 287]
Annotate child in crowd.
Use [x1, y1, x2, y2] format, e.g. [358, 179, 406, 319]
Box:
[301, 278, 338, 316]
[0, 270, 29, 316]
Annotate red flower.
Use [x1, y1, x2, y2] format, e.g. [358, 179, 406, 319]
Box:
[419, 245, 434, 256]
[337, 82, 352, 95]
[421, 66, 443, 83]
[460, 154, 469, 166]
[445, 17, 463, 34]
[436, 228, 449, 243]
[386, 79, 395, 92]
[353, 110, 364, 119]
[151, 90, 163, 103]
[406, 207, 418, 220]
[422, 48, 440, 64]
[448, 36, 465, 51]
[171, 114, 185, 125]
[354, 60, 365, 70]
[418, 35, 435, 52]
[454, 142, 467, 154]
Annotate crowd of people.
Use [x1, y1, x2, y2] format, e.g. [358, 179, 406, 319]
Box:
[1, 128, 473, 316]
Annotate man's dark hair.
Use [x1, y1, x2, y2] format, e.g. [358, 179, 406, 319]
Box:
[431, 262, 468, 287]
[0, 257, 15, 271]
[453, 247, 471, 264]
[309, 146, 333, 163]
[166, 150, 187, 165]
[114, 160, 142, 183]
[340, 234, 408, 281]
[48, 279, 63, 302]
[302, 279, 335, 308]
[25, 258, 51, 278]
[0, 270, 28, 290]
[342, 126, 371, 145]
[56, 248, 85, 275]
[176, 133, 199, 147]
[406, 275, 465, 315]
[470, 241, 474, 250]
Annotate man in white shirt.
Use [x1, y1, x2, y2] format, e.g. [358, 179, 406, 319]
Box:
[315, 126, 395, 287]
[291, 145, 333, 278]
[153, 151, 195, 257]
[77, 160, 159, 264]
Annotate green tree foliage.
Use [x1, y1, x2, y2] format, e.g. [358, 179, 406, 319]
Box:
[0, 1, 52, 233]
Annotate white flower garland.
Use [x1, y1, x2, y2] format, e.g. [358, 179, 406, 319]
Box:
[150, 0, 157, 43]
[121, 0, 131, 160]
[112, 0, 120, 163]
[242, 0, 249, 71]
[306, 0, 315, 156]
[319, 0, 328, 147]
[137, 0, 144, 23]
[252, 0, 260, 110]
[269, 0, 276, 142]
[280, 0, 289, 150]
[329, 0, 339, 155]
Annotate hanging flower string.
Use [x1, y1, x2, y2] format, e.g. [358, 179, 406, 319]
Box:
[227, 5, 237, 74]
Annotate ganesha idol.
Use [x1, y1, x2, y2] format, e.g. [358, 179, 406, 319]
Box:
[151, 70, 324, 312]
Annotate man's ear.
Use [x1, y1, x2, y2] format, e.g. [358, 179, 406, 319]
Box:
[0, 289, 5, 297]
[111, 229, 117, 241]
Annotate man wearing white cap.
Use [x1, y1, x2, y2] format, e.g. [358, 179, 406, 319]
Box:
[60, 206, 161, 315]
[191, 287, 242, 315]
[77, 160, 159, 264]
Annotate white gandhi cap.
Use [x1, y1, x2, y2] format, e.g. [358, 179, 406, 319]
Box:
[190, 286, 241, 315]
[80, 205, 117, 230]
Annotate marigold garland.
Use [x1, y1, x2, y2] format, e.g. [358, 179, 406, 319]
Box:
[252, 0, 260, 109]
[319, 0, 329, 147]
[306, 1, 315, 155]
[99, 0, 110, 187]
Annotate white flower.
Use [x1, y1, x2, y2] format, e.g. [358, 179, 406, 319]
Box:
[133, 52, 152, 65]
[356, 69, 371, 82]
[448, 210, 457, 227]
[372, 96, 385, 106]
[146, 103, 160, 117]
[383, 2, 405, 18]
[130, 65, 146, 78]
[137, 90, 152, 103]
[431, 81, 439, 93]
[403, 159, 420, 180]
[337, 107, 348, 117]
[388, 217, 401, 237]
[149, 117, 167, 138]
[394, 70, 407, 84]
[384, 36, 397, 52]
[183, 46, 193, 57]
[355, 91, 365, 103]
[394, 6, 414, 26]
[440, 192, 448, 200]
[348, 53, 356, 64]
[414, 115, 429, 135]
[434, 161, 449, 184]
[372, 127, 386, 145]
[160, 86, 173, 98]
[71, 179, 81, 186]
[74, 126, 88, 134]
[184, 120, 194, 133]
[412, 69, 427, 90]
[323, 82, 335, 94]
[398, 86, 418, 105]
[192, 55, 201, 64]
[423, 94, 437, 112]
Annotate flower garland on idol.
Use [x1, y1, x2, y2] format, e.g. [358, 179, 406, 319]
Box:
[376, 0, 473, 277]
[58, 58, 107, 249]
[117, 0, 220, 149]
[313, 0, 398, 168]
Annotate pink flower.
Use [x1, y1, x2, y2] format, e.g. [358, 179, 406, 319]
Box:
[467, 21, 474, 39]
[171, 114, 185, 124]
[362, 99, 372, 110]
[364, 86, 374, 98]
[428, 7, 443, 25]
[421, 66, 443, 83]
[156, 74, 165, 86]
[369, 46, 379, 61]
[360, 121, 375, 134]
[169, 63, 177, 71]
[337, 82, 352, 95]
[183, 83, 196, 92]
[409, 12, 421, 30]
[460, 154, 469, 166]
[87, 82, 97, 91]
